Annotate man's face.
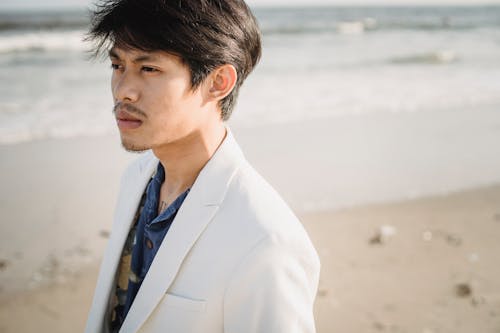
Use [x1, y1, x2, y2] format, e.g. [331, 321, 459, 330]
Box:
[109, 46, 209, 152]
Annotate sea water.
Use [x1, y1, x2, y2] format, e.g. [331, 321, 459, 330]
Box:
[1, 5, 499, 144]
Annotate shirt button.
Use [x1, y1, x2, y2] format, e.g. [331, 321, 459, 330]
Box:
[145, 238, 154, 249]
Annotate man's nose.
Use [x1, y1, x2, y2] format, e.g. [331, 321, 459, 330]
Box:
[112, 70, 140, 103]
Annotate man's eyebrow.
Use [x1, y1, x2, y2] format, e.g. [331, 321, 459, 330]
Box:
[108, 48, 160, 63]
[108, 48, 120, 59]
[132, 54, 160, 63]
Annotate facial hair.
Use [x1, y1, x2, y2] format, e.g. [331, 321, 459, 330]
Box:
[113, 102, 150, 152]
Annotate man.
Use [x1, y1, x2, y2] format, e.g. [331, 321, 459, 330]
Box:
[84, 0, 320, 332]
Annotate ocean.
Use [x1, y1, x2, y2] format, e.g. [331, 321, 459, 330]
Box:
[0, 5, 499, 144]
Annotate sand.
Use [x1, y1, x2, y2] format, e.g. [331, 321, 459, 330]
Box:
[1, 184, 499, 333]
[310, 185, 500, 333]
[0, 135, 135, 298]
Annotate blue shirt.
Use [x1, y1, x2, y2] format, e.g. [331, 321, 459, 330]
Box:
[114, 163, 189, 329]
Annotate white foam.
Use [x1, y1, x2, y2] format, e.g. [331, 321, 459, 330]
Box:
[235, 63, 500, 128]
[336, 21, 365, 35]
[391, 50, 458, 64]
[0, 30, 87, 54]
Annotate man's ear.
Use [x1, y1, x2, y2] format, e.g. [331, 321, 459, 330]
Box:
[207, 64, 237, 102]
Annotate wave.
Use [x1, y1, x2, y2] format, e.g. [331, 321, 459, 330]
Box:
[389, 50, 459, 65]
[262, 21, 497, 36]
[0, 11, 88, 32]
[260, 19, 374, 36]
[336, 18, 378, 35]
[0, 123, 113, 145]
[0, 30, 88, 54]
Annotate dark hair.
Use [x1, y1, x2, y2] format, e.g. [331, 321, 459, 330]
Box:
[86, 0, 262, 120]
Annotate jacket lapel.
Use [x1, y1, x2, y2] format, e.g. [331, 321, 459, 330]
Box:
[85, 151, 158, 333]
[119, 129, 245, 333]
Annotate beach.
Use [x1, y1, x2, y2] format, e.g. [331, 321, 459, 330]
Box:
[1, 5, 500, 332]
[1, 174, 499, 332]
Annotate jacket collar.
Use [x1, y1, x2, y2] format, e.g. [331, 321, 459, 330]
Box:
[85, 149, 157, 333]
[118, 127, 244, 333]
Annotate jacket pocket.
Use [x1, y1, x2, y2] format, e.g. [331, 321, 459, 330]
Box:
[162, 293, 207, 313]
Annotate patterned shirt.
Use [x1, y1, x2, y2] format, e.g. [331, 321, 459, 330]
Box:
[110, 163, 190, 332]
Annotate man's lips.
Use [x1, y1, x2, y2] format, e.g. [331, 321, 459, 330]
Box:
[115, 110, 143, 130]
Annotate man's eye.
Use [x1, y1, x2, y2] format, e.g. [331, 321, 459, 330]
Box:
[110, 63, 121, 70]
[142, 66, 158, 73]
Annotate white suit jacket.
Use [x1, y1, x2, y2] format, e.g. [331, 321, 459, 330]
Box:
[85, 129, 320, 333]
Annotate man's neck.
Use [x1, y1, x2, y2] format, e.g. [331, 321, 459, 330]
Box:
[152, 122, 227, 200]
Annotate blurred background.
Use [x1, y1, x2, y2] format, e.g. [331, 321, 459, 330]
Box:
[0, 0, 499, 332]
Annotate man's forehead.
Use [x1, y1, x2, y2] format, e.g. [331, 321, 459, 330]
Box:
[108, 47, 160, 60]
[108, 47, 184, 65]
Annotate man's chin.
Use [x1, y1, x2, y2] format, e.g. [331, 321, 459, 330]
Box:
[120, 139, 150, 153]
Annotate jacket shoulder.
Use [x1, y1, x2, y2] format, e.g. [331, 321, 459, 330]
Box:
[220, 163, 319, 264]
[226, 163, 302, 232]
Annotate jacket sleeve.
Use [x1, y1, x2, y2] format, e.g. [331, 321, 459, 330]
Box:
[223, 235, 320, 333]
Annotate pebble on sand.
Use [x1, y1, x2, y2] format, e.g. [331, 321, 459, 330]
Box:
[445, 233, 462, 247]
[99, 230, 111, 238]
[370, 225, 397, 245]
[468, 253, 479, 262]
[422, 230, 433, 241]
[0, 259, 8, 271]
[455, 283, 472, 298]
[317, 289, 329, 297]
